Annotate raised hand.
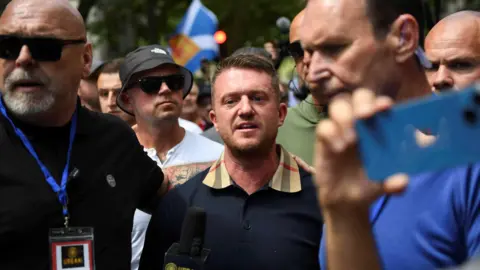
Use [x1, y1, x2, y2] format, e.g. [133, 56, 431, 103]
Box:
[314, 89, 409, 212]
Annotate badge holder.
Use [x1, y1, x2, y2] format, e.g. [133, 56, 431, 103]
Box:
[49, 227, 95, 270]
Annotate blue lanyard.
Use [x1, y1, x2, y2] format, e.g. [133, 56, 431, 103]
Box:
[0, 96, 77, 227]
[370, 195, 388, 224]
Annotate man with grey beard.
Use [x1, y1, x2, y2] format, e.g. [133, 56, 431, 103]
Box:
[0, 0, 167, 269]
[3, 69, 54, 114]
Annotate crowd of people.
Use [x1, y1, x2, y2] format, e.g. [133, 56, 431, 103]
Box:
[0, 0, 479, 269]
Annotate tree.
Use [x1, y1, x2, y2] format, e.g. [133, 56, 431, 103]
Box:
[3, 0, 476, 60]
[87, 0, 191, 58]
[198, 0, 305, 55]
[86, 0, 305, 59]
[426, 0, 480, 19]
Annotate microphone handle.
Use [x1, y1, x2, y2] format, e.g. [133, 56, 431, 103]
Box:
[190, 237, 203, 256]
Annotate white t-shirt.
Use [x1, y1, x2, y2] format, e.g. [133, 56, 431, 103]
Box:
[178, 118, 202, 134]
[131, 130, 223, 270]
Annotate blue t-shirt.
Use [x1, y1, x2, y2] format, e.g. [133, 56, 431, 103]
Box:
[319, 163, 480, 270]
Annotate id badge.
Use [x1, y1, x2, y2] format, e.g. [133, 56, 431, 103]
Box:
[49, 227, 95, 270]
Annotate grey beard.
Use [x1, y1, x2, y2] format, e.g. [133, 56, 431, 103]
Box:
[2, 90, 56, 116]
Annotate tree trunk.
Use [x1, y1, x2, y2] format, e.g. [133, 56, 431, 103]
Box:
[146, 0, 160, 44]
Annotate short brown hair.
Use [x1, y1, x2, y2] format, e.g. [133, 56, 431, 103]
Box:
[211, 54, 281, 103]
[98, 58, 124, 75]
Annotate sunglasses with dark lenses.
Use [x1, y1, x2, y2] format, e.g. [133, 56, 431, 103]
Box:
[288, 40, 304, 60]
[136, 75, 185, 94]
[0, 35, 86, 62]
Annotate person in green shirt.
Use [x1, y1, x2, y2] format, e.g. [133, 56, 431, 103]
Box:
[277, 9, 326, 165]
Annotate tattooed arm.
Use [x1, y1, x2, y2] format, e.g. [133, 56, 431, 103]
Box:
[163, 161, 214, 187]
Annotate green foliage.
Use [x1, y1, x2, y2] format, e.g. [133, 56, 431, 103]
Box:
[203, 0, 304, 46]
[464, 0, 480, 9]
[425, 0, 480, 20]
[81, 0, 478, 59]
[86, 0, 305, 59]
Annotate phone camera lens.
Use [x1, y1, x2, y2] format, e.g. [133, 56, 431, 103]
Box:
[463, 109, 477, 124]
[474, 93, 480, 106]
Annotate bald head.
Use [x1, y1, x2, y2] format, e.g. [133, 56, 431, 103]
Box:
[425, 10, 480, 91]
[426, 11, 480, 48]
[289, 9, 308, 81]
[0, 0, 86, 39]
[289, 9, 305, 42]
[0, 0, 92, 126]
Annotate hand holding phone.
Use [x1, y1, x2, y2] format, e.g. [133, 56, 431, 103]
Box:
[355, 83, 480, 181]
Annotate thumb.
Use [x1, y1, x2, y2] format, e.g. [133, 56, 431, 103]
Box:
[292, 155, 315, 175]
[383, 173, 409, 195]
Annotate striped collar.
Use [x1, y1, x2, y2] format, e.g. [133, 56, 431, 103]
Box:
[202, 145, 302, 193]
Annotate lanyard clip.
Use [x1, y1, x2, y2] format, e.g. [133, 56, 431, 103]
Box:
[63, 205, 69, 228]
[64, 214, 69, 228]
[59, 192, 69, 228]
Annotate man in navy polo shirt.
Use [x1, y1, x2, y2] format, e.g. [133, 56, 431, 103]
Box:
[139, 54, 323, 270]
[300, 0, 480, 269]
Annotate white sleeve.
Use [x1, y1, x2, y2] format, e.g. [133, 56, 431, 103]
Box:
[131, 209, 152, 270]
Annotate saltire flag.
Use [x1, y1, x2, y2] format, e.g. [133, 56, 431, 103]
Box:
[169, 0, 219, 73]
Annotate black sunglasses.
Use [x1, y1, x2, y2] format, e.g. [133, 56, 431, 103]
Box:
[133, 75, 185, 94]
[0, 35, 86, 62]
[288, 40, 304, 61]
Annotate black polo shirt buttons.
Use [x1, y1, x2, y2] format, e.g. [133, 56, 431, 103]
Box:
[243, 220, 251, 230]
[106, 174, 116, 187]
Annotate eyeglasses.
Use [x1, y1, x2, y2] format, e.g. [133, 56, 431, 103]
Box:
[133, 75, 185, 94]
[0, 35, 86, 62]
[288, 40, 304, 61]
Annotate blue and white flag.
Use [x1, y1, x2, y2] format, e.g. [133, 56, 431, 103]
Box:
[169, 0, 219, 73]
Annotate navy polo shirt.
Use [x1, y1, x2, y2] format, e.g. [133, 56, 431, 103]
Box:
[140, 147, 323, 270]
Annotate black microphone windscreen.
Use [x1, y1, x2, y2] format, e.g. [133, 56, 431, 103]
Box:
[276, 17, 291, 34]
[178, 207, 206, 255]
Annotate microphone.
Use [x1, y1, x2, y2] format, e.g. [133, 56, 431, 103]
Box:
[164, 207, 210, 270]
[276, 17, 291, 34]
[276, 16, 291, 61]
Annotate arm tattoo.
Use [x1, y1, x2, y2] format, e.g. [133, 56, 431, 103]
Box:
[163, 161, 214, 187]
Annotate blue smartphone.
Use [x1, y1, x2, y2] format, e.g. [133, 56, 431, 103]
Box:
[355, 83, 480, 181]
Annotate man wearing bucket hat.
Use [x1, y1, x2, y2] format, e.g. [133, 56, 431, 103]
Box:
[116, 45, 223, 270]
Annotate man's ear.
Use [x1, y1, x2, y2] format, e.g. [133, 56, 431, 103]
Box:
[278, 102, 288, 127]
[119, 92, 134, 114]
[388, 14, 419, 64]
[209, 108, 218, 131]
[81, 42, 93, 79]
